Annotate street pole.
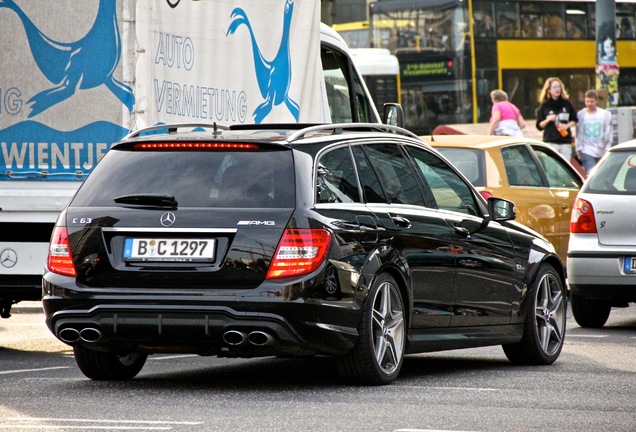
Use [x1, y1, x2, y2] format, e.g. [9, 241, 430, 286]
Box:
[596, 0, 619, 107]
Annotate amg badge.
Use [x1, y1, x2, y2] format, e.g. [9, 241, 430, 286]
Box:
[237, 220, 275, 226]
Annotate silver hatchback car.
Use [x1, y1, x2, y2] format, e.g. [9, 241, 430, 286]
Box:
[568, 139, 636, 327]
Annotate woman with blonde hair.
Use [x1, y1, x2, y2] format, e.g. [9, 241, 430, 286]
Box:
[536, 77, 577, 161]
[487, 89, 525, 136]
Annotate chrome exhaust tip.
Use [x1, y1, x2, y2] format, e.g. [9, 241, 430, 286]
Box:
[58, 327, 80, 344]
[79, 327, 103, 343]
[247, 331, 273, 346]
[223, 330, 247, 346]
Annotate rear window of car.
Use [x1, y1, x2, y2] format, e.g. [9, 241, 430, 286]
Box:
[72, 148, 295, 208]
[435, 148, 486, 187]
[585, 151, 636, 194]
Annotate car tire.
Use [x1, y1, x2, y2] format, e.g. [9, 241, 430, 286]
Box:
[503, 264, 566, 365]
[74, 346, 147, 381]
[571, 294, 611, 328]
[336, 273, 406, 385]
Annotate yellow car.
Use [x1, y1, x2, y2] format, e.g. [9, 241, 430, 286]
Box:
[424, 135, 584, 264]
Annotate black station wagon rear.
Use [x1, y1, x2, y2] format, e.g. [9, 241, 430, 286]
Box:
[43, 123, 567, 385]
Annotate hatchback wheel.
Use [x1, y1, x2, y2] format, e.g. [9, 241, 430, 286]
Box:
[336, 274, 405, 385]
[571, 294, 611, 328]
[503, 264, 566, 365]
[74, 346, 147, 381]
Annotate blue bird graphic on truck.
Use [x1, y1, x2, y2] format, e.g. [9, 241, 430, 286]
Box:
[0, 0, 134, 117]
[226, 0, 299, 123]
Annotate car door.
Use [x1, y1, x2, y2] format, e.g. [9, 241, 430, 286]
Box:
[531, 144, 583, 261]
[500, 144, 564, 252]
[312, 144, 385, 287]
[351, 142, 456, 328]
[406, 145, 518, 327]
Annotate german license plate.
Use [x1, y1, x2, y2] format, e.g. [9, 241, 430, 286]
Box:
[623, 256, 636, 273]
[123, 238, 216, 262]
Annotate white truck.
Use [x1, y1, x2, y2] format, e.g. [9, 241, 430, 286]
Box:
[0, 0, 383, 317]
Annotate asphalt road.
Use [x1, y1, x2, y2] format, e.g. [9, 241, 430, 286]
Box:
[1, 301, 634, 432]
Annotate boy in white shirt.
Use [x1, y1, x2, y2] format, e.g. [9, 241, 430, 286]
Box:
[576, 90, 613, 176]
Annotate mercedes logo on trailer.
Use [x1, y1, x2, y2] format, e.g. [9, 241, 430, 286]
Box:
[0, 249, 18, 268]
[160, 212, 176, 227]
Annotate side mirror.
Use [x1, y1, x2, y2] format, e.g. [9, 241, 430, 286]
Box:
[488, 197, 517, 221]
[383, 103, 404, 128]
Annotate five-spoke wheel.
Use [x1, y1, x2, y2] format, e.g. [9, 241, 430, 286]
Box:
[337, 273, 405, 385]
[503, 264, 566, 365]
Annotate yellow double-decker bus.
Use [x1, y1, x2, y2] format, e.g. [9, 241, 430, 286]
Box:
[339, 0, 636, 135]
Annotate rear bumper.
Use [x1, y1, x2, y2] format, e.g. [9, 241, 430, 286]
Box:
[0, 275, 42, 302]
[567, 255, 636, 302]
[42, 275, 362, 357]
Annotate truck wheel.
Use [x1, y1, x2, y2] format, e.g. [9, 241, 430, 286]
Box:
[571, 294, 611, 328]
[336, 273, 405, 385]
[74, 346, 147, 381]
[503, 264, 566, 365]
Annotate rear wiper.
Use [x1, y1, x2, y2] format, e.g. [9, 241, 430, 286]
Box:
[113, 194, 178, 208]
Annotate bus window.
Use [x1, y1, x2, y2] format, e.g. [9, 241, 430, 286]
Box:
[537, 3, 566, 38]
[363, 0, 636, 127]
[496, 3, 519, 38]
[350, 48, 401, 114]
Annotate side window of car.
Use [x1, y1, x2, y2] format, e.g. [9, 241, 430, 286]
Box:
[362, 144, 425, 205]
[501, 145, 544, 187]
[533, 146, 582, 189]
[408, 146, 480, 216]
[316, 146, 361, 204]
[352, 145, 387, 203]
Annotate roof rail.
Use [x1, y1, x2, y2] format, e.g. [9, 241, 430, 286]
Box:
[124, 123, 229, 140]
[287, 123, 420, 142]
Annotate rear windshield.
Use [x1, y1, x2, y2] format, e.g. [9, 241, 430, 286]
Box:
[435, 148, 486, 187]
[584, 151, 636, 195]
[72, 148, 295, 208]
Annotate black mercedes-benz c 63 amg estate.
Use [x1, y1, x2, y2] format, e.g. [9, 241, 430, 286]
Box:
[43, 123, 567, 385]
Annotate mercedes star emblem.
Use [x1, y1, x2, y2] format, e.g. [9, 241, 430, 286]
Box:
[0, 249, 18, 268]
[160, 212, 176, 227]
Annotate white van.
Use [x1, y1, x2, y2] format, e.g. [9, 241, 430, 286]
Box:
[0, 3, 383, 317]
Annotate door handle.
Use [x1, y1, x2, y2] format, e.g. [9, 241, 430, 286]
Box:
[389, 213, 411, 228]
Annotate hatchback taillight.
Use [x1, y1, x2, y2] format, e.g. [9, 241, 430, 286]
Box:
[266, 229, 332, 279]
[47, 226, 77, 277]
[570, 198, 597, 234]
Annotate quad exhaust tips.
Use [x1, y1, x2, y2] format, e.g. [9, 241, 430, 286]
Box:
[247, 330, 273, 346]
[58, 327, 80, 344]
[223, 330, 274, 346]
[57, 327, 104, 344]
[222, 330, 246, 346]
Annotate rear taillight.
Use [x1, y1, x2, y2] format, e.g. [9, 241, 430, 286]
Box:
[570, 198, 597, 234]
[266, 229, 332, 279]
[47, 226, 77, 277]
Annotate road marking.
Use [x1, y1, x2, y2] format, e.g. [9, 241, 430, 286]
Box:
[1, 418, 204, 430]
[0, 427, 171, 430]
[150, 354, 199, 361]
[566, 334, 608, 338]
[394, 429, 482, 432]
[397, 385, 499, 392]
[0, 366, 69, 375]
[8, 418, 203, 425]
